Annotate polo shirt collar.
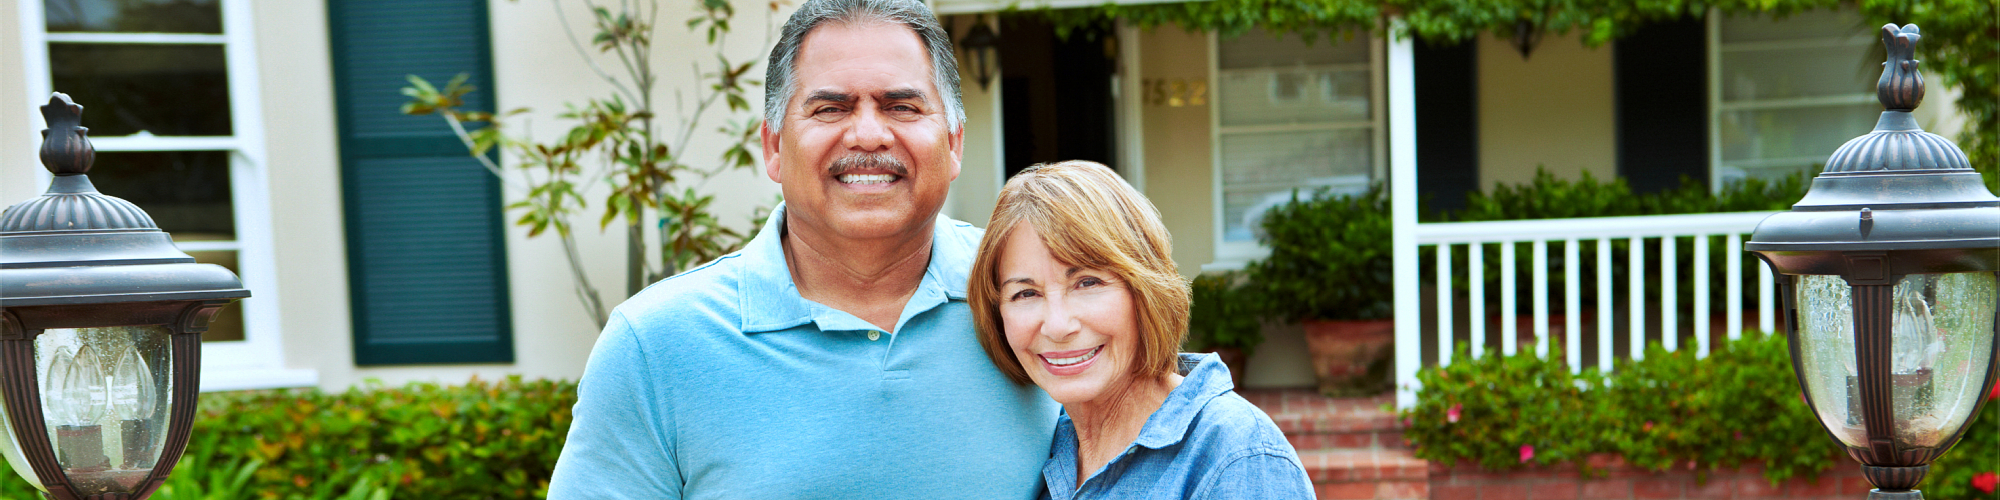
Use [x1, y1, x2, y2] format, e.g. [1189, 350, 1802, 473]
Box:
[1132, 353, 1235, 449]
[738, 202, 975, 333]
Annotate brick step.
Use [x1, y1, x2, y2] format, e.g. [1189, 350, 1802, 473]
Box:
[1299, 449, 1431, 500]
[1240, 389, 1408, 452]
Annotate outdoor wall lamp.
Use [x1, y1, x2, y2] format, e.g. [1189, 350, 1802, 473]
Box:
[0, 93, 248, 500]
[1748, 24, 1998, 500]
[958, 16, 999, 91]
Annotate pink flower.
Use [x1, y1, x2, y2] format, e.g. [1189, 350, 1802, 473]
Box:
[1447, 403, 1462, 423]
[1733, 431, 1744, 441]
[1989, 384, 1998, 401]
[1519, 444, 1535, 463]
[1972, 472, 1996, 495]
[1643, 421, 1655, 432]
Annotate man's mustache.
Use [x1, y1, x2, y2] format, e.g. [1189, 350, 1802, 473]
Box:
[828, 153, 909, 177]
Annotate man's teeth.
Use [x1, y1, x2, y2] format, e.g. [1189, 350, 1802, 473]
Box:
[1045, 346, 1101, 367]
[838, 174, 897, 184]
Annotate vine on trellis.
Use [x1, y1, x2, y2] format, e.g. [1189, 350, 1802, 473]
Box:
[1009, 0, 1996, 184]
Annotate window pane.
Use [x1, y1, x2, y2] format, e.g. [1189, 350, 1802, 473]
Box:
[1219, 67, 1370, 126]
[1717, 104, 1877, 165]
[49, 43, 231, 136]
[1721, 45, 1874, 101]
[1719, 9, 1866, 43]
[1219, 129, 1372, 242]
[1219, 29, 1368, 70]
[185, 251, 244, 342]
[88, 151, 235, 239]
[44, 0, 221, 33]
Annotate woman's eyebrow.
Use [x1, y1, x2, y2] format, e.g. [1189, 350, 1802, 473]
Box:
[1001, 277, 1038, 286]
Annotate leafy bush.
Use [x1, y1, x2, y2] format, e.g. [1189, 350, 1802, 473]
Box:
[1186, 272, 1266, 356]
[1247, 183, 1395, 322]
[0, 376, 573, 499]
[1402, 332, 1998, 495]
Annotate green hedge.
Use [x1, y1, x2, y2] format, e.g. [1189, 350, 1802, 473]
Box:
[1401, 333, 1999, 498]
[0, 376, 574, 500]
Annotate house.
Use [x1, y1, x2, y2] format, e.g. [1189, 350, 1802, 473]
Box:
[0, 0, 1972, 393]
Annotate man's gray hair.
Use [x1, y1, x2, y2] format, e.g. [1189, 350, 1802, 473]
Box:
[764, 0, 964, 134]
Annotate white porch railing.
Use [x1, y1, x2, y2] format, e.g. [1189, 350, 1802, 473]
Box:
[1391, 211, 1785, 407]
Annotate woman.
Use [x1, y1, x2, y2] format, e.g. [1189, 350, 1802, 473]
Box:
[969, 161, 1313, 499]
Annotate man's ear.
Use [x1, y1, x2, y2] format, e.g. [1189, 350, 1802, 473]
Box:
[947, 122, 964, 182]
[761, 120, 783, 183]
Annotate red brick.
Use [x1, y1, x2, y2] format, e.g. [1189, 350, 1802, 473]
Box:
[1837, 476, 1873, 495]
[1738, 478, 1785, 497]
[1332, 433, 1375, 448]
[1380, 480, 1429, 500]
[1435, 483, 1483, 500]
[1487, 484, 1534, 500]
[1318, 482, 1378, 500]
[1580, 479, 1633, 500]
[1531, 481, 1582, 500]
[1785, 477, 1839, 498]
[1689, 477, 1733, 498]
[1587, 454, 1629, 470]
[1634, 478, 1683, 499]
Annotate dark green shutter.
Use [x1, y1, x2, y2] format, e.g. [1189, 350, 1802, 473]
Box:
[328, 0, 514, 365]
[1615, 17, 1709, 194]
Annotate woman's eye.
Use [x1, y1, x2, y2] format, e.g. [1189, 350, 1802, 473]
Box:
[1077, 277, 1105, 288]
[1008, 289, 1040, 301]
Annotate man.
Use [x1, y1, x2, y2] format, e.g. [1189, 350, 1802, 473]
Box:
[545, 0, 1060, 497]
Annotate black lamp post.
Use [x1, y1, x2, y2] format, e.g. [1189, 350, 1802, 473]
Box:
[1748, 24, 1999, 500]
[0, 93, 249, 499]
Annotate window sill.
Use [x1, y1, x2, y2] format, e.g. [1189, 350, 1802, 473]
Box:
[200, 367, 319, 392]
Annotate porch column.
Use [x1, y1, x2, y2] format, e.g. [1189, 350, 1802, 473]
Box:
[1388, 18, 1422, 409]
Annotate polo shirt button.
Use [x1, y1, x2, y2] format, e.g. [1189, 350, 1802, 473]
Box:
[868, 331, 881, 341]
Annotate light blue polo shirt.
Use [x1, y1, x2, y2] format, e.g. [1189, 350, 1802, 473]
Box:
[548, 204, 1060, 500]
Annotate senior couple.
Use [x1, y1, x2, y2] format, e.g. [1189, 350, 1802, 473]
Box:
[546, 0, 1312, 497]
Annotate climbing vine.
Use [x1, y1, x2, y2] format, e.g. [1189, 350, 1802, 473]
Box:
[1012, 0, 1996, 182]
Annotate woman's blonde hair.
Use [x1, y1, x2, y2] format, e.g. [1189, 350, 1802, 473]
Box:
[969, 160, 1191, 385]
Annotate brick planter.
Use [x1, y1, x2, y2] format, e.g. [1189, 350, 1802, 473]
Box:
[1429, 455, 1869, 500]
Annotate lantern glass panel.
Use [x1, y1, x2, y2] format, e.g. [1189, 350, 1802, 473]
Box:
[1796, 272, 1997, 449]
[1798, 274, 1867, 447]
[1889, 272, 1994, 447]
[33, 326, 172, 496]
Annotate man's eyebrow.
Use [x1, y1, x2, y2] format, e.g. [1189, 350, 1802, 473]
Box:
[882, 88, 928, 102]
[801, 90, 854, 108]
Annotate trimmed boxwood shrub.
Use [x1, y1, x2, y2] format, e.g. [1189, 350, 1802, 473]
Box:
[0, 375, 573, 499]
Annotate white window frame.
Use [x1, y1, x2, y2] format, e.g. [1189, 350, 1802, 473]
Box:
[1207, 30, 1387, 270]
[18, 0, 314, 391]
[1705, 9, 1876, 187]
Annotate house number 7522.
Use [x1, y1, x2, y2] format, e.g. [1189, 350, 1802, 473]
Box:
[1142, 78, 1206, 107]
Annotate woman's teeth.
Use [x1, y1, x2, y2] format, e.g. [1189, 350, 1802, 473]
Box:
[838, 174, 897, 184]
[1044, 346, 1101, 367]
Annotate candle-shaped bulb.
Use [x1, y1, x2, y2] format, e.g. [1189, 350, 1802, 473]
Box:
[56, 345, 108, 426]
[108, 347, 154, 420]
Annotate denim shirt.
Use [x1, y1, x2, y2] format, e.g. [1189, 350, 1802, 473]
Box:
[1040, 353, 1314, 500]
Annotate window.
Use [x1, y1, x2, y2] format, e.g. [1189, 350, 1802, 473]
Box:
[1211, 29, 1385, 265]
[22, 0, 310, 390]
[1709, 9, 1878, 184]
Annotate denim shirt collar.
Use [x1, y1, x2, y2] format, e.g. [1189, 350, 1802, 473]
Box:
[1134, 353, 1234, 449]
[738, 202, 974, 334]
[1043, 353, 1235, 495]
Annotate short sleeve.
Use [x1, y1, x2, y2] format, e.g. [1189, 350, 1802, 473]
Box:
[547, 312, 681, 499]
[1193, 451, 1315, 500]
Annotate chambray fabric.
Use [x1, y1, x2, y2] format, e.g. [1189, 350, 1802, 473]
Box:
[1039, 353, 1314, 500]
[547, 203, 1060, 500]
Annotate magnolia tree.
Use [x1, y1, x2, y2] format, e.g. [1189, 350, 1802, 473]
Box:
[403, 0, 780, 328]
